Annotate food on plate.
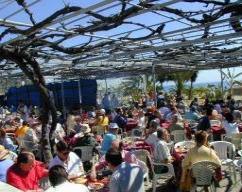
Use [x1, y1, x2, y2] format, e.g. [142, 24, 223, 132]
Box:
[74, 177, 87, 184]
[88, 181, 104, 190]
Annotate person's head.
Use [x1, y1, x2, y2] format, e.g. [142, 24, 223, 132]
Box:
[171, 114, 179, 123]
[0, 128, 6, 138]
[109, 123, 119, 133]
[206, 107, 213, 118]
[105, 148, 123, 170]
[194, 131, 208, 146]
[157, 128, 169, 142]
[49, 165, 68, 187]
[149, 120, 160, 132]
[115, 108, 123, 114]
[224, 112, 234, 123]
[56, 141, 70, 161]
[17, 151, 35, 172]
[22, 121, 29, 126]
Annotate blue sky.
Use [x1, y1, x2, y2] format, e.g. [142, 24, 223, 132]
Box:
[1, 0, 242, 84]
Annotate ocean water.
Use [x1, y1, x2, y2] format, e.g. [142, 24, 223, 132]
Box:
[163, 81, 221, 92]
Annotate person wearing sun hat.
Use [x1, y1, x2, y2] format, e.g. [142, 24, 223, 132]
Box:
[0, 145, 14, 182]
[100, 123, 119, 155]
[74, 124, 97, 147]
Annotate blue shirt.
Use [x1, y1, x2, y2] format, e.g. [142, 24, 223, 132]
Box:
[101, 133, 117, 155]
[0, 158, 14, 182]
[109, 162, 144, 192]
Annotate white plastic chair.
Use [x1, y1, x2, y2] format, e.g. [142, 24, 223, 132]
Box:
[174, 140, 195, 149]
[210, 141, 236, 181]
[170, 130, 185, 143]
[210, 120, 221, 126]
[73, 146, 94, 162]
[151, 161, 175, 192]
[191, 160, 218, 192]
[137, 160, 150, 186]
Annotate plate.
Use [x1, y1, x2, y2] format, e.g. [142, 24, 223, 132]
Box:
[74, 177, 87, 184]
[88, 182, 104, 190]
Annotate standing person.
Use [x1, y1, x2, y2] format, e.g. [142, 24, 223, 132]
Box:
[105, 148, 144, 192]
[48, 140, 84, 179]
[17, 100, 29, 121]
[102, 93, 111, 112]
[45, 165, 89, 192]
[7, 151, 48, 191]
[113, 108, 127, 132]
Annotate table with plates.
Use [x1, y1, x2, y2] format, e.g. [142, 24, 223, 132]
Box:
[73, 175, 110, 192]
[123, 138, 153, 153]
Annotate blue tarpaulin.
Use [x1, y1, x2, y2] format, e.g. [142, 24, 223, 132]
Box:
[6, 79, 97, 109]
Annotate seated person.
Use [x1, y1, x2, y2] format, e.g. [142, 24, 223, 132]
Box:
[90, 139, 137, 180]
[222, 112, 239, 138]
[0, 145, 14, 182]
[181, 131, 221, 186]
[184, 106, 200, 121]
[45, 165, 89, 192]
[154, 129, 172, 164]
[48, 140, 84, 179]
[7, 151, 48, 191]
[106, 148, 144, 192]
[168, 114, 184, 133]
[145, 120, 160, 149]
[0, 128, 16, 151]
[100, 123, 118, 155]
[74, 124, 97, 148]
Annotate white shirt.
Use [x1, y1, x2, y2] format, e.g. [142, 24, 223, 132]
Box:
[45, 181, 89, 192]
[49, 152, 84, 177]
[145, 132, 158, 149]
[154, 139, 171, 162]
[222, 120, 239, 137]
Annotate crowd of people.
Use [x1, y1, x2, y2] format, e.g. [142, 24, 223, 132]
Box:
[0, 93, 241, 192]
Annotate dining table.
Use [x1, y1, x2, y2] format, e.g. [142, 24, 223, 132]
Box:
[0, 181, 23, 192]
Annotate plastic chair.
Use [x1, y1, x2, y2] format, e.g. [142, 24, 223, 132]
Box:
[73, 146, 94, 162]
[137, 160, 150, 186]
[174, 140, 195, 149]
[210, 120, 221, 126]
[170, 130, 185, 143]
[132, 149, 150, 163]
[151, 161, 175, 192]
[227, 133, 242, 150]
[191, 160, 218, 192]
[210, 141, 236, 181]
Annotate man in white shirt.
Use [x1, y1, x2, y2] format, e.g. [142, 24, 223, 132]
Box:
[49, 141, 84, 179]
[154, 128, 172, 163]
[145, 120, 160, 149]
[46, 165, 89, 192]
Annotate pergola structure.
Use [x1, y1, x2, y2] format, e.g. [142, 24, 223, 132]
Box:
[0, 0, 242, 80]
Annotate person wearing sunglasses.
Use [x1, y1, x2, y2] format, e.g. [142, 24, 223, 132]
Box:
[48, 140, 84, 180]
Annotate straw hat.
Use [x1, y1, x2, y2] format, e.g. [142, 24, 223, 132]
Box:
[0, 145, 9, 160]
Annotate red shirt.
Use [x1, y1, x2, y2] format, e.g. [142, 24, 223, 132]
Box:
[7, 160, 48, 191]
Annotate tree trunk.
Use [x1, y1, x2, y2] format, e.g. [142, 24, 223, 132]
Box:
[189, 81, 193, 100]
[0, 48, 57, 163]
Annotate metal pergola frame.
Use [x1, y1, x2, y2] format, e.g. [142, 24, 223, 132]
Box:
[0, 0, 242, 80]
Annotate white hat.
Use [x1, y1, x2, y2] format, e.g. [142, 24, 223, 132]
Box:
[109, 123, 119, 129]
[100, 109, 106, 115]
